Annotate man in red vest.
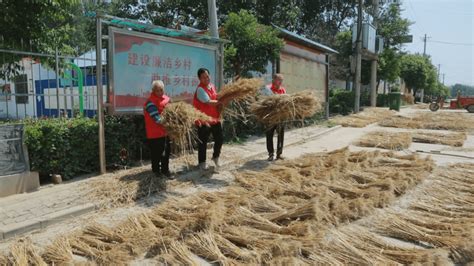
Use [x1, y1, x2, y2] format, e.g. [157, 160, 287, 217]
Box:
[144, 80, 171, 178]
[262, 74, 287, 161]
[193, 68, 226, 171]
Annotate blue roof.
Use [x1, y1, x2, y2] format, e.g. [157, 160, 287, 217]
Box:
[273, 25, 338, 54]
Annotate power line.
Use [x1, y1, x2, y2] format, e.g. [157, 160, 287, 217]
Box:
[428, 40, 474, 46]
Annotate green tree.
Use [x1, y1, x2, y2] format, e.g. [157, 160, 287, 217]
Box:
[222, 10, 283, 79]
[377, 3, 412, 50]
[451, 84, 474, 97]
[400, 54, 438, 99]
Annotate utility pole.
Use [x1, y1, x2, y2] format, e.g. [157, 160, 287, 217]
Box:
[207, 0, 219, 38]
[422, 34, 430, 56]
[207, 0, 224, 90]
[442, 73, 445, 85]
[353, 0, 363, 113]
[370, 0, 379, 107]
[437, 64, 441, 81]
[96, 15, 106, 175]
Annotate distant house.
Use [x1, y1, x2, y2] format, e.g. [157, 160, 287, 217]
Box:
[273, 25, 338, 106]
[0, 50, 107, 119]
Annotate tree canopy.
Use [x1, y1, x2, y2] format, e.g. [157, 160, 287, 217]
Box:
[400, 54, 438, 96]
[222, 10, 283, 79]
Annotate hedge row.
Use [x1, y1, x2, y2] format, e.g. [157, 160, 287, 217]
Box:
[23, 116, 150, 179]
[329, 89, 389, 115]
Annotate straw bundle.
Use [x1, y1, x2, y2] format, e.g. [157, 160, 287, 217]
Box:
[87, 169, 166, 208]
[412, 103, 429, 109]
[161, 241, 199, 266]
[0, 254, 7, 266]
[9, 239, 46, 266]
[186, 232, 227, 263]
[402, 93, 415, 104]
[355, 131, 412, 150]
[250, 91, 321, 127]
[333, 108, 395, 127]
[161, 102, 212, 151]
[412, 131, 467, 146]
[380, 112, 474, 131]
[218, 78, 263, 103]
[42, 237, 74, 264]
[321, 226, 446, 265]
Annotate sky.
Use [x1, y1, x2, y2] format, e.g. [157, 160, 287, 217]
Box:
[400, 0, 474, 86]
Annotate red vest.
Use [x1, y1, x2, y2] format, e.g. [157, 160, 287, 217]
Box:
[144, 94, 170, 139]
[268, 83, 286, 95]
[193, 83, 220, 125]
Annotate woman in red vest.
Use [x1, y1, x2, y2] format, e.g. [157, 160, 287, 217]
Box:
[261, 74, 287, 161]
[193, 68, 226, 171]
[144, 80, 171, 178]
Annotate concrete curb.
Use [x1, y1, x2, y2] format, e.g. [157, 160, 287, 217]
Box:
[0, 203, 96, 241]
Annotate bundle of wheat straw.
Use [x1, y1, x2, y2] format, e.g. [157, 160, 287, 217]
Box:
[355, 131, 412, 150]
[42, 237, 74, 264]
[218, 78, 263, 103]
[412, 131, 467, 146]
[87, 169, 165, 208]
[9, 239, 46, 266]
[161, 102, 212, 151]
[164, 241, 199, 265]
[0, 254, 7, 266]
[380, 112, 474, 131]
[333, 108, 395, 128]
[251, 91, 321, 127]
[186, 232, 227, 263]
[402, 93, 415, 104]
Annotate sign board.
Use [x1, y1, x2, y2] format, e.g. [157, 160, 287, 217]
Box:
[109, 27, 219, 113]
[0, 124, 29, 176]
[400, 35, 413, 43]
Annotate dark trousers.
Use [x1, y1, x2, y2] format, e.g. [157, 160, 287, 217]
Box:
[197, 123, 223, 164]
[148, 137, 171, 174]
[266, 125, 284, 156]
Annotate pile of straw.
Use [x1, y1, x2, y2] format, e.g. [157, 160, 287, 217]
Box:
[412, 103, 429, 109]
[250, 91, 321, 126]
[24, 147, 436, 264]
[86, 168, 166, 208]
[333, 108, 395, 128]
[161, 102, 211, 151]
[218, 78, 263, 103]
[367, 163, 474, 264]
[8, 238, 46, 266]
[412, 131, 467, 147]
[380, 112, 474, 131]
[355, 131, 412, 150]
[403, 93, 415, 104]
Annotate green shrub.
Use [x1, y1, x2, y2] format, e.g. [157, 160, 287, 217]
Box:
[329, 88, 387, 114]
[22, 115, 148, 180]
[329, 89, 354, 115]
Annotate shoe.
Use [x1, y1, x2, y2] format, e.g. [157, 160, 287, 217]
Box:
[199, 162, 208, 170]
[161, 171, 174, 179]
[267, 155, 274, 161]
[212, 157, 220, 171]
[276, 155, 284, 160]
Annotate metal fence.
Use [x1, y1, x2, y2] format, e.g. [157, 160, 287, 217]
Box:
[0, 48, 107, 120]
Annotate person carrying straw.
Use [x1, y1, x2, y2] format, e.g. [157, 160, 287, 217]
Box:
[261, 74, 287, 161]
[144, 80, 172, 178]
[193, 68, 227, 171]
